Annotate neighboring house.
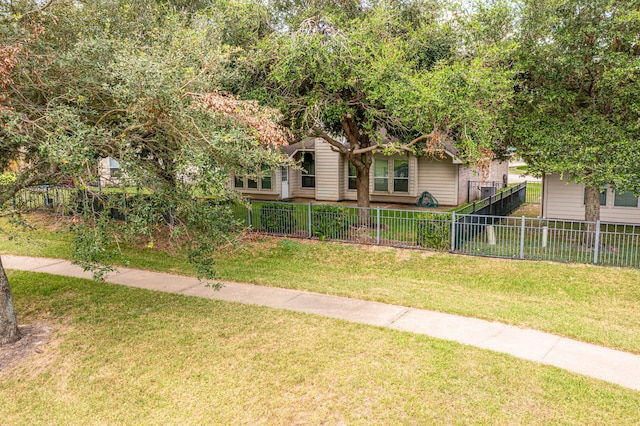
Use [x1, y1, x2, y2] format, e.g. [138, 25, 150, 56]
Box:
[542, 173, 640, 224]
[231, 137, 508, 207]
[98, 157, 121, 187]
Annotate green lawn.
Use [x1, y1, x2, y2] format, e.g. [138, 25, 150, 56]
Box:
[2, 271, 639, 424]
[509, 165, 529, 175]
[2, 214, 640, 354]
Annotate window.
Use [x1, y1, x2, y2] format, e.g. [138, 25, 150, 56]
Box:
[235, 166, 273, 191]
[108, 158, 121, 178]
[301, 152, 315, 188]
[348, 163, 357, 190]
[614, 190, 638, 207]
[393, 159, 409, 193]
[584, 186, 607, 206]
[261, 165, 272, 190]
[374, 159, 389, 191]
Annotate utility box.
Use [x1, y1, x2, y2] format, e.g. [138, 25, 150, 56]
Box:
[481, 186, 496, 199]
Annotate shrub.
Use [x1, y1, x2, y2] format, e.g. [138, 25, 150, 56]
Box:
[0, 172, 16, 187]
[258, 202, 299, 234]
[415, 213, 450, 250]
[312, 205, 352, 240]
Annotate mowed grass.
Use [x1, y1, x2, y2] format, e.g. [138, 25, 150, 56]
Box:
[2, 214, 640, 354]
[2, 271, 640, 425]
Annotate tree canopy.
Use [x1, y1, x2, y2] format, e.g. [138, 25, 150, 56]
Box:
[0, 0, 289, 344]
[243, 0, 515, 207]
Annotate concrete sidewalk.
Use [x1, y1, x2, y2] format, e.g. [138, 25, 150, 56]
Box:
[4, 255, 640, 392]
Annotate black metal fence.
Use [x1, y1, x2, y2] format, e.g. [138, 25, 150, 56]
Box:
[232, 184, 640, 269]
[9, 183, 640, 269]
[468, 180, 507, 203]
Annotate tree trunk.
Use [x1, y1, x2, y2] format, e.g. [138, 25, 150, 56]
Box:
[0, 255, 21, 345]
[356, 167, 370, 209]
[355, 160, 371, 227]
[584, 185, 601, 246]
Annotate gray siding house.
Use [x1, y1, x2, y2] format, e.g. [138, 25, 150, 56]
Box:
[542, 173, 640, 224]
[232, 137, 509, 207]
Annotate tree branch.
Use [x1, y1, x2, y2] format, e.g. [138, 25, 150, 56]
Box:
[312, 127, 349, 154]
[0, 162, 58, 205]
[340, 114, 359, 148]
[18, 0, 56, 21]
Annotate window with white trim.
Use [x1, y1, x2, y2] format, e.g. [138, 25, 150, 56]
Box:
[260, 165, 272, 190]
[301, 152, 315, 188]
[614, 190, 638, 207]
[234, 166, 273, 191]
[348, 162, 357, 190]
[393, 159, 409, 193]
[374, 159, 389, 191]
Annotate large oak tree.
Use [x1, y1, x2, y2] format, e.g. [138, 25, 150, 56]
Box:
[0, 0, 288, 345]
[246, 1, 515, 210]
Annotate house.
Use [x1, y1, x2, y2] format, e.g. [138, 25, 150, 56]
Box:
[231, 137, 509, 207]
[98, 157, 121, 187]
[542, 173, 640, 224]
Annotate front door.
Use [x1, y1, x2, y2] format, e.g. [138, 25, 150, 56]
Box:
[281, 166, 289, 199]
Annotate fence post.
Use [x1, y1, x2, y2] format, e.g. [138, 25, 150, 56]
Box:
[593, 220, 601, 265]
[247, 199, 252, 228]
[376, 207, 381, 245]
[307, 203, 313, 238]
[519, 216, 526, 259]
[450, 212, 456, 253]
[307, 203, 312, 238]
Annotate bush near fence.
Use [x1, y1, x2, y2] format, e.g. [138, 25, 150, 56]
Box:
[415, 212, 451, 250]
[311, 205, 353, 240]
[259, 202, 300, 234]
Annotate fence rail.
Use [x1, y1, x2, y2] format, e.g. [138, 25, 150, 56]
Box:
[9, 186, 77, 213]
[8, 183, 640, 270]
[235, 197, 640, 270]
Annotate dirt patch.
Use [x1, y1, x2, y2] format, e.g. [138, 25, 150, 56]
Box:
[0, 323, 56, 376]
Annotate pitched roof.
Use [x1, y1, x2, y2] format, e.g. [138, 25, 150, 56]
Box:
[282, 138, 316, 156]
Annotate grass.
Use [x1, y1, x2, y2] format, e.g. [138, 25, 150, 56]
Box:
[2, 214, 640, 354]
[2, 270, 640, 424]
[525, 181, 542, 203]
[509, 165, 530, 175]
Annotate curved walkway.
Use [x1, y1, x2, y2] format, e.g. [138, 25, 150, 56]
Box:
[5, 255, 640, 392]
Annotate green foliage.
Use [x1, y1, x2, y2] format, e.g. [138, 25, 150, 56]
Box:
[415, 213, 450, 250]
[242, 1, 515, 207]
[312, 205, 352, 240]
[70, 219, 123, 280]
[258, 202, 299, 234]
[0, 0, 286, 283]
[0, 173, 16, 187]
[509, 0, 640, 219]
